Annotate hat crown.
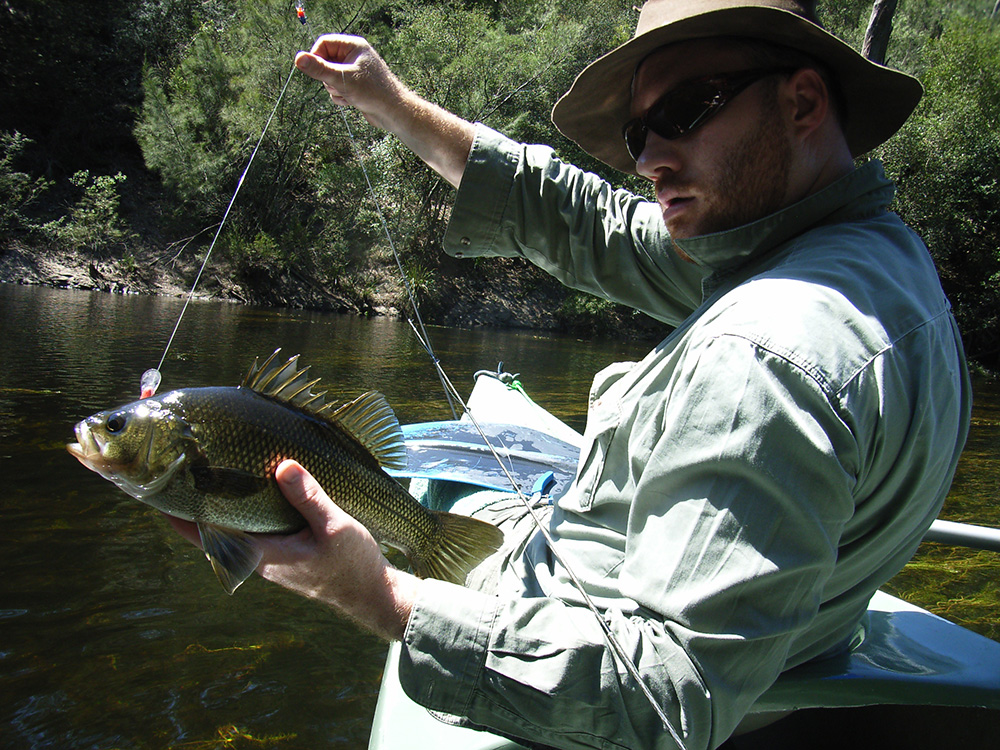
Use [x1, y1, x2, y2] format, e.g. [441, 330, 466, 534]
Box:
[636, 0, 818, 37]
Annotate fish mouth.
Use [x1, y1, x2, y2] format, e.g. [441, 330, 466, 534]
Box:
[67, 420, 116, 479]
[68, 419, 97, 460]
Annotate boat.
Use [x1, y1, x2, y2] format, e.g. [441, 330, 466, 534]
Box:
[373, 369, 1000, 749]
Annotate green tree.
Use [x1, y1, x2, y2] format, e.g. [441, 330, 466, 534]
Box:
[44, 170, 131, 253]
[877, 17, 1000, 366]
[132, 0, 639, 295]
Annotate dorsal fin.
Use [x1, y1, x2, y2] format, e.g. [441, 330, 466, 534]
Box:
[329, 391, 408, 471]
[242, 351, 407, 471]
[242, 349, 331, 410]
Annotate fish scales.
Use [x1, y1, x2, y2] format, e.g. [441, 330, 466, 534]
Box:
[67, 351, 504, 594]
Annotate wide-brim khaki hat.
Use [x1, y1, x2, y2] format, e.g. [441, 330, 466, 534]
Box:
[551, 0, 923, 173]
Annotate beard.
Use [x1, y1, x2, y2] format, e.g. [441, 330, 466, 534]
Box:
[661, 92, 793, 240]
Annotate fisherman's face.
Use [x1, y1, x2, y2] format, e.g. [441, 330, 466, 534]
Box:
[631, 40, 794, 241]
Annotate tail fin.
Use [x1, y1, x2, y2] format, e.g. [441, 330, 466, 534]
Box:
[414, 512, 505, 585]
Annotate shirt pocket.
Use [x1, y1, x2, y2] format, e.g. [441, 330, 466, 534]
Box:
[570, 397, 622, 512]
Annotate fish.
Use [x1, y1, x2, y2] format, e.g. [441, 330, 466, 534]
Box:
[66, 350, 504, 594]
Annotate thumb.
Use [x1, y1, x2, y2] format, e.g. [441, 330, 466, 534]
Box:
[295, 51, 348, 88]
[294, 51, 330, 80]
[275, 459, 336, 529]
[295, 51, 351, 106]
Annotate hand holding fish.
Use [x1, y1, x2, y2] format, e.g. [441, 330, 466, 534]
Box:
[163, 460, 416, 640]
[296, 34, 474, 188]
[260, 460, 420, 640]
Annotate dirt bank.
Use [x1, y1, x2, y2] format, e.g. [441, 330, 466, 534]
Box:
[0, 239, 666, 343]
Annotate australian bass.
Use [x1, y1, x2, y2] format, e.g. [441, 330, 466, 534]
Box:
[68, 351, 504, 594]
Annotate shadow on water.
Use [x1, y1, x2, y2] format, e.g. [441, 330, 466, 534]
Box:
[0, 284, 997, 748]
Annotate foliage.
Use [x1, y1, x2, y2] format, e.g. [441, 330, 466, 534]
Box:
[877, 16, 1000, 364]
[43, 171, 132, 253]
[558, 292, 623, 337]
[0, 0, 231, 174]
[818, 1, 1000, 368]
[0, 131, 52, 239]
[130, 0, 638, 286]
[135, 33, 240, 217]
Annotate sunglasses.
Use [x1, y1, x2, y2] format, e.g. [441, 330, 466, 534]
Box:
[622, 67, 796, 161]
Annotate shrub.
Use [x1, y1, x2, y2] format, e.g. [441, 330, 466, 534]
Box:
[0, 131, 51, 239]
[876, 17, 1000, 367]
[44, 170, 130, 253]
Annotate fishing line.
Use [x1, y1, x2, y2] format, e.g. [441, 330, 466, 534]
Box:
[335, 107, 458, 419]
[143, 62, 301, 397]
[138, 5, 681, 743]
[293, 7, 457, 419]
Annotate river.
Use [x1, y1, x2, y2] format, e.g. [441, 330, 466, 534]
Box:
[1, 283, 997, 749]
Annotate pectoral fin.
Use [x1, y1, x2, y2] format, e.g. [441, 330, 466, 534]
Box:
[197, 522, 262, 595]
[190, 465, 268, 498]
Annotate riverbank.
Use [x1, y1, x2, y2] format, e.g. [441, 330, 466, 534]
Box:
[0, 240, 667, 341]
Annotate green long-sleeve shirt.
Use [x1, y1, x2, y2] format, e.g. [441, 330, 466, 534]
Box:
[398, 125, 971, 750]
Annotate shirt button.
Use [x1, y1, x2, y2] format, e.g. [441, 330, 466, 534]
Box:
[460, 237, 471, 246]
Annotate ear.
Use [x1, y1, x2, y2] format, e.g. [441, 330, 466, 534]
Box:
[782, 68, 831, 143]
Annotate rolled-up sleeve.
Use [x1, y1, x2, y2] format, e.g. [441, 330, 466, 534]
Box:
[443, 125, 706, 327]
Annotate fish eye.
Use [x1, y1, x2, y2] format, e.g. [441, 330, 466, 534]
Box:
[106, 413, 129, 433]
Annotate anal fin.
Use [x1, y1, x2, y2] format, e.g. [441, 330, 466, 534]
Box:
[197, 522, 262, 595]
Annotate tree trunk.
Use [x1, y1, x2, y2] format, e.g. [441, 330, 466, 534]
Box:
[862, 0, 899, 65]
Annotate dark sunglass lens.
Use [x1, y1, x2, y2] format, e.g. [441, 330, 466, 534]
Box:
[624, 85, 714, 161]
[648, 84, 716, 138]
[624, 69, 785, 162]
[623, 120, 647, 161]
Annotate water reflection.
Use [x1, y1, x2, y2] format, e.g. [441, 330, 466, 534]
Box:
[1, 283, 996, 749]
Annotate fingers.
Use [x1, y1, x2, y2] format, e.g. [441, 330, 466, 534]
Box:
[294, 50, 348, 104]
[162, 513, 202, 548]
[295, 34, 407, 130]
[263, 459, 378, 566]
[158, 460, 413, 639]
[295, 34, 366, 100]
[308, 33, 367, 64]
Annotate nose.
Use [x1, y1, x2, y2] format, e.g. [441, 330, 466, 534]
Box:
[634, 130, 681, 181]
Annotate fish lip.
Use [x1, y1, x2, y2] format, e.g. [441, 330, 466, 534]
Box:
[66, 419, 113, 476]
[68, 420, 97, 458]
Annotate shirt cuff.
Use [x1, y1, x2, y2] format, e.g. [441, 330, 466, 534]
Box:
[397, 577, 499, 718]
[442, 124, 522, 259]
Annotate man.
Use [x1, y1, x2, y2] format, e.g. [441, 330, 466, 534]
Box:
[171, 2, 971, 748]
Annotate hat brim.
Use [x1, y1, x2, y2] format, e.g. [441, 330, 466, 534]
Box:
[551, 7, 923, 173]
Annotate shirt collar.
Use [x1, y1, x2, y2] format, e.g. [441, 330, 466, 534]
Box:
[672, 160, 897, 278]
